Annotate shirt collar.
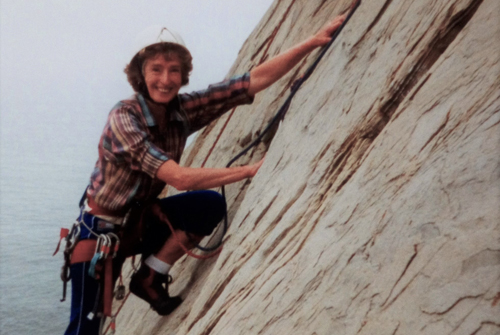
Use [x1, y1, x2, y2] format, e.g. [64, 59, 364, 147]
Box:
[137, 93, 184, 127]
[137, 93, 157, 127]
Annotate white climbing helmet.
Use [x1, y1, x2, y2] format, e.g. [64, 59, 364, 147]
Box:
[131, 25, 188, 60]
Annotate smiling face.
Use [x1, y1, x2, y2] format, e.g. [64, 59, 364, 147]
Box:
[125, 43, 193, 98]
[143, 54, 183, 104]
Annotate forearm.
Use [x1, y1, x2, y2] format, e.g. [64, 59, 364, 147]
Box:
[247, 15, 346, 96]
[156, 160, 254, 191]
[248, 37, 318, 96]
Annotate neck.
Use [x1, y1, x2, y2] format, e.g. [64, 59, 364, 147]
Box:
[145, 98, 169, 129]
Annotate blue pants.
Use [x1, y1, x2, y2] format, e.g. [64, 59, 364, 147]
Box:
[64, 190, 225, 335]
[141, 190, 226, 257]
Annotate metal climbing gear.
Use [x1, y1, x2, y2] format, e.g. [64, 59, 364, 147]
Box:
[54, 208, 123, 331]
[55, 223, 80, 302]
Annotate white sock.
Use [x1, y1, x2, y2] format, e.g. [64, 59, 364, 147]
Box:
[144, 255, 171, 275]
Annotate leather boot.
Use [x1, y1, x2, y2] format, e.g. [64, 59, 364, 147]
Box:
[129, 263, 182, 315]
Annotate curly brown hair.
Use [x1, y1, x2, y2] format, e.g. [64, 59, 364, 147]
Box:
[124, 42, 193, 96]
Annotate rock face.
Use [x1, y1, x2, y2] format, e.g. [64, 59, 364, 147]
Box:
[117, 0, 500, 334]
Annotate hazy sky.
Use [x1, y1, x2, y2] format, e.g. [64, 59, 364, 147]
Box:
[0, 0, 274, 155]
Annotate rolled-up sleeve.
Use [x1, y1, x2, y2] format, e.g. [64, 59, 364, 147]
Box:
[180, 72, 254, 133]
[105, 106, 169, 178]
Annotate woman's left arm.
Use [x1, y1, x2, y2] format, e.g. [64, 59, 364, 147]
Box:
[248, 14, 346, 96]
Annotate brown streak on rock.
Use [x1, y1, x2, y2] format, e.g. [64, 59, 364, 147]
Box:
[314, 142, 333, 169]
[254, 193, 279, 227]
[250, 35, 275, 62]
[252, 0, 297, 65]
[353, 0, 394, 50]
[284, 57, 310, 90]
[184, 121, 218, 167]
[257, 183, 307, 259]
[392, 323, 400, 335]
[263, 208, 316, 263]
[249, 0, 282, 61]
[312, 0, 328, 17]
[199, 310, 227, 335]
[187, 268, 240, 332]
[484, 114, 500, 131]
[263, 278, 285, 301]
[316, 134, 357, 202]
[422, 294, 484, 316]
[408, 73, 431, 102]
[420, 110, 450, 152]
[470, 321, 500, 335]
[492, 292, 500, 307]
[286, 207, 328, 261]
[382, 244, 418, 308]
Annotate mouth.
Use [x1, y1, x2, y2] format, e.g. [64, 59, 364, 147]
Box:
[157, 87, 172, 94]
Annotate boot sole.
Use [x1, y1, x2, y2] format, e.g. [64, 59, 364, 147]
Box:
[129, 278, 183, 315]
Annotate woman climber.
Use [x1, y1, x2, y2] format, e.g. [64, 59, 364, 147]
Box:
[64, 14, 346, 335]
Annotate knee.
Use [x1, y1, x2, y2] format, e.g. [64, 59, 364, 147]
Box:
[186, 233, 204, 248]
[204, 191, 226, 221]
[175, 231, 203, 249]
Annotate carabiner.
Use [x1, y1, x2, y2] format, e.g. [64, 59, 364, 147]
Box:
[100, 235, 112, 259]
[107, 233, 120, 258]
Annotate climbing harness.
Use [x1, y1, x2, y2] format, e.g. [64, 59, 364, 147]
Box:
[194, 0, 362, 253]
[54, 207, 124, 334]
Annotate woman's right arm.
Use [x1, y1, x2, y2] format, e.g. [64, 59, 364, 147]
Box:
[156, 158, 264, 191]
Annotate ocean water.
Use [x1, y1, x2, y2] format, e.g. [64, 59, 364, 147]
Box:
[0, 101, 196, 334]
[0, 103, 106, 334]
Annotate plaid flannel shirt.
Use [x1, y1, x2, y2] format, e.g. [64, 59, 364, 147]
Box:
[87, 72, 254, 211]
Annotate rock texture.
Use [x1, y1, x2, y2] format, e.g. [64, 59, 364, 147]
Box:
[116, 0, 500, 334]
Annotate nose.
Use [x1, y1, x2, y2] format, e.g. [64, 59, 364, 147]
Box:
[160, 70, 171, 84]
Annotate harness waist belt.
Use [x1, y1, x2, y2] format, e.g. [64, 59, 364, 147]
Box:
[86, 195, 128, 224]
[70, 240, 97, 264]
